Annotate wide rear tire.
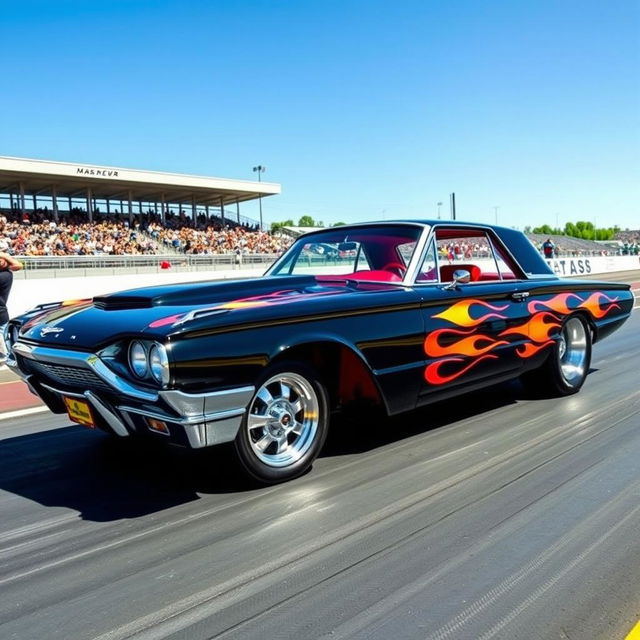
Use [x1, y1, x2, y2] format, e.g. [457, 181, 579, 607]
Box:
[521, 314, 592, 397]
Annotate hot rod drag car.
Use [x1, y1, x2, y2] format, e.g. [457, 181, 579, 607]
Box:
[4, 221, 634, 483]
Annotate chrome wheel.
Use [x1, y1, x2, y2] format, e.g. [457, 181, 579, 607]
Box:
[520, 314, 591, 397]
[246, 371, 321, 468]
[557, 316, 589, 388]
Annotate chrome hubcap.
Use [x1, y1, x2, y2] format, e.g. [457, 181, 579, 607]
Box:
[558, 317, 588, 387]
[246, 372, 320, 467]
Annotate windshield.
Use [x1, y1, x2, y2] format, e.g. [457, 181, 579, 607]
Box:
[268, 225, 424, 282]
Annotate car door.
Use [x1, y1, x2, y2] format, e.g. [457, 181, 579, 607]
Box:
[414, 226, 533, 406]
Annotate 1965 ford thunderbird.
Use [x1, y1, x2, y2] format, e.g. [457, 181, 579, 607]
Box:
[4, 221, 634, 483]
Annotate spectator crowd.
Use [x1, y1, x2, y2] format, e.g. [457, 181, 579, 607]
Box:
[0, 208, 637, 260]
[0, 210, 292, 258]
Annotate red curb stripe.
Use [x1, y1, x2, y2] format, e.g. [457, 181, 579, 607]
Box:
[0, 380, 44, 412]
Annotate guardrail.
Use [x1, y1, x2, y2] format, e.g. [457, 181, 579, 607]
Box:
[12, 253, 279, 279]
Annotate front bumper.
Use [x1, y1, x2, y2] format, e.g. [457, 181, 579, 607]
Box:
[10, 342, 254, 448]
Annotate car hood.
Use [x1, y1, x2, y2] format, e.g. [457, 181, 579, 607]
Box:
[17, 275, 403, 349]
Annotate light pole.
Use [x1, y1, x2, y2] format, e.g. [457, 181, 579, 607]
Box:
[252, 165, 266, 230]
[493, 206, 500, 225]
[437, 201, 443, 219]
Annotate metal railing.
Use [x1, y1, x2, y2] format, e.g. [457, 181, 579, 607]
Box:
[12, 253, 278, 279]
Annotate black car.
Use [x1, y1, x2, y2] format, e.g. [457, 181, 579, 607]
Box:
[5, 221, 634, 483]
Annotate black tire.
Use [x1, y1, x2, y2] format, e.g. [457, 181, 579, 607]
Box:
[234, 362, 329, 484]
[521, 314, 592, 397]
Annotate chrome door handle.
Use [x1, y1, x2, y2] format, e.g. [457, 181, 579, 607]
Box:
[511, 291, 530, 301]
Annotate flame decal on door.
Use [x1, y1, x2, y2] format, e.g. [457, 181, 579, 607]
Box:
[424, 328, 508, 358]
[425, 354, 499, 385]
[578, 292, 621, 318]
[433, 299, 509, 327]
[424, 291, 620, 386]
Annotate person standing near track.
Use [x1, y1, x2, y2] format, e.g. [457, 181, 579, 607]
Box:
[0, 251, 23, 363]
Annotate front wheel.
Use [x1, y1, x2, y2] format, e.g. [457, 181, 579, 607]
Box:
[234, 363, 329, 484]
[521, 314, 592, 397]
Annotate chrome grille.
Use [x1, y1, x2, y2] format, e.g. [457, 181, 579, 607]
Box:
[28, 361, 113, 393]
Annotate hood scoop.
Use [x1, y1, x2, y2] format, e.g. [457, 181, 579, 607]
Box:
[93, 294, 153, 310]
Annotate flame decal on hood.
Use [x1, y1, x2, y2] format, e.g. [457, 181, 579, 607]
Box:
[147, 288, 343, 329]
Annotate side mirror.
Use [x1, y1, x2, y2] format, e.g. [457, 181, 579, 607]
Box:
[443, 269, 471, 290]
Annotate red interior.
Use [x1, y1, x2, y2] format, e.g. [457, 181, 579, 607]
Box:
[316, 270, 402, 283]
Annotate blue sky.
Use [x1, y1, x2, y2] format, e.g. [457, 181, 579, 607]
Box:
[1, 0, 638, 230]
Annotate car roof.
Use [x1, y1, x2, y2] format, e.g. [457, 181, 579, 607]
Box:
[296, 220, 512, 238]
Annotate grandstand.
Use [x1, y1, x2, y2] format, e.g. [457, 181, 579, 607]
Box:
[1, 157, 637, 261]
[0, 155, 279, 229]
[526, 233, 624, 257]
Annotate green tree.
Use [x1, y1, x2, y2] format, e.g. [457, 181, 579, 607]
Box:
[270, 219, 294, 233]
[298, 215, 316, 227]
[533, 224, 554, 234]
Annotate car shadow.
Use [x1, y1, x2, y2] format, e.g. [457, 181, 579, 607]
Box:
[323, 379, 524, 456]
[0, 424, 253, 522]
[0, 374, 576, 521]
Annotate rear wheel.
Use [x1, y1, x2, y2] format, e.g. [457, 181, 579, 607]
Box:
[234, 363, 329, 483]
[521, 314, 592, 396]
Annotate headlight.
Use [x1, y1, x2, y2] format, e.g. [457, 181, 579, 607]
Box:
[149, 343, 169, 386]
[129, 341, 148, 378]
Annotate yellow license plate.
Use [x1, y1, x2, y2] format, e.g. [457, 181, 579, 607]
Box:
[63, 397, 95, 428]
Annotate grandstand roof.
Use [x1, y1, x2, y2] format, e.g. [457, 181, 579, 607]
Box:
[0, 156, 280, 206]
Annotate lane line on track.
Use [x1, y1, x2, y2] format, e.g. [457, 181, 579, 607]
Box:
[0, 406, 49, 421]
[626, 621, 640, 640]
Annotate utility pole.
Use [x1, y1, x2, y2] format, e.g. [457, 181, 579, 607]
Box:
[252, 165, 266, 230]
[450, 193, 456, 220]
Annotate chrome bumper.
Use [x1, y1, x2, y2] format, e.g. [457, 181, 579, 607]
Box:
[11, 342, 254, 448]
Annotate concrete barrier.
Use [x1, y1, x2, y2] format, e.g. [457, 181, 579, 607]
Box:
[7, 255, 639, 319]
[8, 268, 264, 319]
[545, 255, 640, 277]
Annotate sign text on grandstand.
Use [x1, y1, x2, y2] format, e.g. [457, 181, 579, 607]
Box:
[76, 167, 119, 177]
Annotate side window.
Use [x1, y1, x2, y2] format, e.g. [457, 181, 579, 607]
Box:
[415, 239, 438, 283]
[289, 241, 371, 274]
[427, 228, 522, 283]
[397, 241, 417, 266]
[493, 247, 516, 279]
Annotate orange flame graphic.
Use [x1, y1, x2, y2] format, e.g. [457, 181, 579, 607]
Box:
[517, 340, 555, 358]
[578, 292, 620, 319]
[527, 292, 582, 315]
[424, 354, 498, 385]
[423, 289, 622, 385]
[424, 328, 508, 358]
[500, 311, 561, 343]
[433, 299, 509, 327]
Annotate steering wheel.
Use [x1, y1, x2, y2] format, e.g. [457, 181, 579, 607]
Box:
[381, 262, 407, 278]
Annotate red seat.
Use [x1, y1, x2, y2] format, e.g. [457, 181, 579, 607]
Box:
[316, 270, 402, 283]
[439, 264, 481, 282]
